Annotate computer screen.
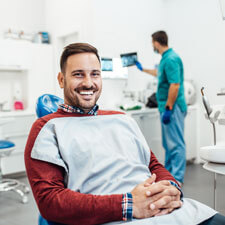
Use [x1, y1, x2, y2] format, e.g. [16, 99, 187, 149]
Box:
[101, 58, 113, 71]
[120, 52, 137, 67]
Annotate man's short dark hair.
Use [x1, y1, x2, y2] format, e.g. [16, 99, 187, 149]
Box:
[151, 31, 168, 46]
[60, 43, 100, 73]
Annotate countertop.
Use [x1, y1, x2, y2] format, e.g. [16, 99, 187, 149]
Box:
[0, 109, 36, 118]
[119, 104, 198, 116]
[203, 162, 225, 175]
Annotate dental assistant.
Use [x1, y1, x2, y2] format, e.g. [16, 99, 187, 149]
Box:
[135, 31, 187, 185]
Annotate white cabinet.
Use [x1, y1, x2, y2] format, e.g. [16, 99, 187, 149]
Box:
[0, 40, 55, 111]
[129, 106, 198, 165]
[184, 107, 198, 162]
[0, 40, 55, 175]
[131, 109, 164, 164]
[0, 111, 36, 175]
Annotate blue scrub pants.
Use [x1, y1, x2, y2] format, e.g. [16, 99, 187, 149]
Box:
[160, 105, 186, 183]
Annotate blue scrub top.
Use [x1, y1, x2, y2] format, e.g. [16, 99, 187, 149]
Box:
[156, 48, 187, 113]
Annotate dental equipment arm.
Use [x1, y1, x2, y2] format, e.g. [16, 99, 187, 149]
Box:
[201, 87, 216, 145]
[201, 87, 213, 117]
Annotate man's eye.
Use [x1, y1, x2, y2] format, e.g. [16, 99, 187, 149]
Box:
[92, 73, 100, 77]
[73, 73, 82, 77]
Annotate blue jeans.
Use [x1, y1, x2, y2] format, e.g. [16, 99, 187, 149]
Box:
[160, 105, 186, 183]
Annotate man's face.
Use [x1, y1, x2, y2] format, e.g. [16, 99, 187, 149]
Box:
[58, 53, 102, 113]
[152, 40, 159, 54]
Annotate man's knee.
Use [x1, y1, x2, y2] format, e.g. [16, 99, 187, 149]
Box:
[198, 213, 225, 225]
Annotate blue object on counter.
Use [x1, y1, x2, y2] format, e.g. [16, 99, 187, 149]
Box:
[40, 32, 50, 44]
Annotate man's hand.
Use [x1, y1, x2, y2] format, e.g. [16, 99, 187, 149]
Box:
[162, 107, 172, 124]
[144, 179, 182, 216]
[135, 61, 143, 71]
[131, 175, 182, 219]
[131, 174, 161, 218]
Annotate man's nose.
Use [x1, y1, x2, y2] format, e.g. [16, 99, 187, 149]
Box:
[82, 75, 93, 88]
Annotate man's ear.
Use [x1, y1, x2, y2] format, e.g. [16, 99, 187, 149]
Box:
[57, 72, 64, 89]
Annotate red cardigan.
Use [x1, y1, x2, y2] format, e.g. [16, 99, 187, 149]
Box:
[24, 109, 178, 225]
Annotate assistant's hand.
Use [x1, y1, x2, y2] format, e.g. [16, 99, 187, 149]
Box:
[144, 180, 182, 216]
[162, 108, 172, 124]
[135, 60, 143, 71]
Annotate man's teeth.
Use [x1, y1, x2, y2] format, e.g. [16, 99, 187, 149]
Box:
[79, 91, 94, 95]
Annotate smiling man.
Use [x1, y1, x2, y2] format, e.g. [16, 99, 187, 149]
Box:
[58, 49, 102, 113]
[25, 43, 222, 225]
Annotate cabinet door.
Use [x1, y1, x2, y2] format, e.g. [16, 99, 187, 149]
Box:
[132, 112, 165, 164]
[1, 114, 36, 175]
[185, 108, 197, 161]
[131, 107, 198, 164]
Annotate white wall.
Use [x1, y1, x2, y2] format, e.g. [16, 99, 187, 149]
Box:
[45, 0, 225, 150]
[90, 0, 163, 107]
[0, 0, 46, 36]
[1, 0, 224, 160]
[45, 0, 165, 107]
[45, 0, 94, 97]
[0, 0, 50, 111]
[160, 0, 225, 149]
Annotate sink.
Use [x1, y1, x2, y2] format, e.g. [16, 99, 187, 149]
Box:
[200, 145, 225, 163]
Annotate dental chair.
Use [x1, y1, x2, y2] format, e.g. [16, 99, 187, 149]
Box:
[36, 94, 64, 225]
[0, 118, 29, 203]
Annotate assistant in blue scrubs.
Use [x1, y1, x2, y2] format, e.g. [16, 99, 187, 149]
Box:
[157, 47, 187, 184]
[135, 31, 187, 184]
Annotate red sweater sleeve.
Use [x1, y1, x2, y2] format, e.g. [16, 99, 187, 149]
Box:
[24, 118, 123, 225]
[148, 150, 178, 185]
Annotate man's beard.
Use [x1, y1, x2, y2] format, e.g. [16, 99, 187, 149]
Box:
[154, 47, 159, 54]
[63, 80, 100, 109]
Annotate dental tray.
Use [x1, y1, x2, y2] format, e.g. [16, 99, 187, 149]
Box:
[200, 145, 225, 163]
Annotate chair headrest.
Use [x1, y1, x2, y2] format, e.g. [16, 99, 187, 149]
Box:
[36, 94, 64, 118]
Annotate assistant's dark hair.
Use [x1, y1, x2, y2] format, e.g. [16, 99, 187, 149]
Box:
[151, 31, 168, 46]
[60, 43, 100, 73]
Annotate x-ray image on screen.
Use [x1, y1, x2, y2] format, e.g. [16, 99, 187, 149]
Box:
[101, 58, 113, 71]
[120, 52, 137, 67]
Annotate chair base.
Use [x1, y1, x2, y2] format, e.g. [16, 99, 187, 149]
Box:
[0, 178, 30, 203]
[0, 146, 15, 157]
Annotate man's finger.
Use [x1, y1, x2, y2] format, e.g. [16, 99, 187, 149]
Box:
[146, 182, 170, 196]
[144, 174, 156, 186]
[155, 208, 170, 216]
[156, 180, 171, 186]
[149, 196, 172, 210]
[163, 200, 183, 209]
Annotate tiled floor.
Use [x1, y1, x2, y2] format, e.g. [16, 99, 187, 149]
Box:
[0, 164, 224, 225]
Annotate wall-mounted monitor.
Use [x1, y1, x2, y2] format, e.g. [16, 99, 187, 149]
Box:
[120, 52, 137, 67]
[101, 58, 128, 79]
[101, 58, 113, 71]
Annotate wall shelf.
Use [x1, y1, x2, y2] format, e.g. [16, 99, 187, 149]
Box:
[0, 65, 27, 72]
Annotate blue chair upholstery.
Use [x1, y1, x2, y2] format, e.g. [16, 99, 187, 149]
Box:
[36, 94, 64, 118]
[36, 94, 64, 225]
[39, 215, 65, 225]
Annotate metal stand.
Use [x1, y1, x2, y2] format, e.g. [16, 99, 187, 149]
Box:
[211, 122, 217, 210]
[214, 173, 216, 210]
[0, 149, 30, 204]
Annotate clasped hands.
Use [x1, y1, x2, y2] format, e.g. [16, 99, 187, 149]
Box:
[131, 174, 182, 219]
